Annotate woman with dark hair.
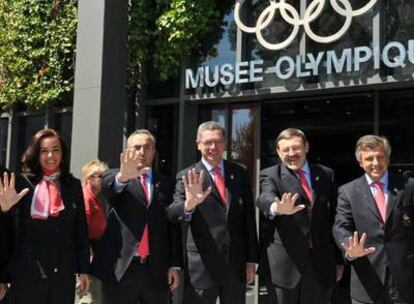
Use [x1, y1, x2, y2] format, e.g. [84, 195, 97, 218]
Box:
[0, 128, 90, 304]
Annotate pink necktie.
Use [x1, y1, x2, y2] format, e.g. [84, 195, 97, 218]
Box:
[298, 169, 313, 203]
[137, 174, 149, 258]
[372, 181, 386, 222]
[213, 167, 227, 204]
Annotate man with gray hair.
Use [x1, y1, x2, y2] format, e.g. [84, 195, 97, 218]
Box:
[167, 121, 259, 304]
[333, 135, 414, 304]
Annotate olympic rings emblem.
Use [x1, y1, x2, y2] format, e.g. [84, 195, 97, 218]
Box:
[234, 0, 379, 50]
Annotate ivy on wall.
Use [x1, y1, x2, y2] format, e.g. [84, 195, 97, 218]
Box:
[0, 0, 232, 108]
[0, 0, 77, 109]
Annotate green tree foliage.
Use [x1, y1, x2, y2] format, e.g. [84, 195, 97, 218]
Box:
[127, 0, 234, 87]
[0, 0, 77, 109]
[0, 0, 232, 108]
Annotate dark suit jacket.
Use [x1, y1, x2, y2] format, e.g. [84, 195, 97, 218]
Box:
[167, 160, 259, 289]
[8, 174, 90, 281]
[333, 174, 414, 303]
[91, 169, 181, 288]
[257, 163, 340, 290]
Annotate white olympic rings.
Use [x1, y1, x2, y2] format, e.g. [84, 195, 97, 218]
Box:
[234, 0, 379, 50]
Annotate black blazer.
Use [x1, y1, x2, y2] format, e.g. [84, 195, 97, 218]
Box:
[333, 174, 414, 303]
[257, 163, 340, 289]
[91, 169, 181, 288]
[167, 160, 259, 289]
[8, 174, 89, 281]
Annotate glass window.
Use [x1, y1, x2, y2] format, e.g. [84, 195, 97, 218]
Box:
[378, 88, 414, 175]
[185, 7, 237, 96]
[54, 110, 73, 151]
[16, 114, 46, 171]
[0, 118, 8, 167]
[146, 105, 179, 176]
[261, 94, 375, 185]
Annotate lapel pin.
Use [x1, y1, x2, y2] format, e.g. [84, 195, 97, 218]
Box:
[230, 174, 234, 180]
[402, 213, 411, 227]
[315, 176, 320, 181]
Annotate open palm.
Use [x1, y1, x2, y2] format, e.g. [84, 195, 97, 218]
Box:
[0, 172, 29, 212]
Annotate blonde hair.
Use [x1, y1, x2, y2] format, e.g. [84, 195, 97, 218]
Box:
[81, 160, 109, 185]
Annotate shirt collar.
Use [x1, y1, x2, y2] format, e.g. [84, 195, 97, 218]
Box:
[365, 171, 388, 188]
[300, 161, 310, 175]
[201, 158, 224, 174]
[142, 168, 153, 181]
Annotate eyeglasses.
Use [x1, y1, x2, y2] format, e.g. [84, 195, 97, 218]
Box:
[200, 139, 225, 147]
[89, 174, 102, 180]
[129, 144, 154, 151]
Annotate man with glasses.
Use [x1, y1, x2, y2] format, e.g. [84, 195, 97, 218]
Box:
[167, 121, 259, 304]
[257, 128, 343, 304]
[91, 129, 181, 304]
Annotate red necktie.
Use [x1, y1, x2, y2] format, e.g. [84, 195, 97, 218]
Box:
[298, 169, 313, 203]
[213, 167, 227, 204]
[372, 181, 386, 222]
[137, 174, 149, 258]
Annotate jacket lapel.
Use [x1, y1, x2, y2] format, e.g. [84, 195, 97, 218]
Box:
[385, 174, 403, 222]
[358, 176, 383, 222]
[280, 164, 308, 205]
[309, 164, 322, 205]
[128, 177, 147, 207]
[195, 161, 226, 205]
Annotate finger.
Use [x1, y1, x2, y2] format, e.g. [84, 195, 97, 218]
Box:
[187, 169, 194, 186]
[3, 172, 9, 190]
[120, 152, 124, 165]
[0, 174, 4, 191]
[293, 204, 305, 212]
[170, 273, 179, 291]
[291, 193, 300, 203]
[198, 169, 205, 185]
[199, 186, 212, 202]
[348, 236, 353, 248]
[17, 188, 30, 200]
[359, 232, 367, 246]
[182, 175, 189, 189]
[353, 231, 358, 247]
[10, 172, 15, 190]
[168, 272, 172, 285]
[341, 242, 348, 252]
[363, 247, 376, 255]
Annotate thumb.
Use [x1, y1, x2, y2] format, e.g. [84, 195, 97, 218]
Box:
[18, 188, 30, 199]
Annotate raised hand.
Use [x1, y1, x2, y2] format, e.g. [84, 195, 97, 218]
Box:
[118, 149, 148, 182]
[183, 168, 212, 211]
[272, 192, 304, 215]
[341, 231, 376, 259]
[0, 172, 29, 212]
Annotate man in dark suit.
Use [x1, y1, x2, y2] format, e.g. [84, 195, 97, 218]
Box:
[257, 128, 343, 304]
[333, 135, 414, 304]
[92, 129, 181, 304]
[167, 121, 259, 304]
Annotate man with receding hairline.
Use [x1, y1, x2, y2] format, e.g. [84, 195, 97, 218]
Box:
[92, 129, 181, 304]
[257, 128, 343, 304]
[333, 135, 414, 304]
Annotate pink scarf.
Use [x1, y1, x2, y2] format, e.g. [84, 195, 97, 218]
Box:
[30, 169, 65, 219]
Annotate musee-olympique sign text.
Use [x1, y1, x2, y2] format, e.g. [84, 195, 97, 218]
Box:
[185, 40, 414, 89]
[185, 0, 412, 91]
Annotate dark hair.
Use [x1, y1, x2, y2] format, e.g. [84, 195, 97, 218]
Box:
[21, 128, 70, 180]
[275, 128, 308, 149]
